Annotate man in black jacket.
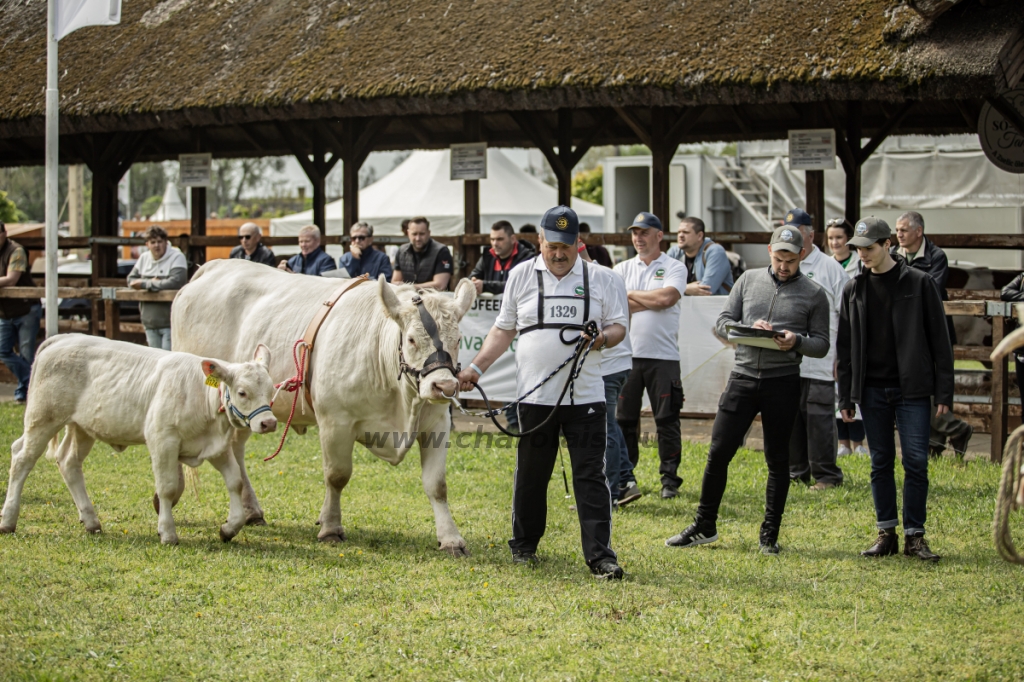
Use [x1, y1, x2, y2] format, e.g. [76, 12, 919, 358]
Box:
[893, 211, 972, 457]
[229, 223, 276, 266]
[469, 221, 534, 295]
[839, 217, 953, 562]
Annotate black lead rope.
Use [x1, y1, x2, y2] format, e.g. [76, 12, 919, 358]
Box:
[470, 319, 600, 439]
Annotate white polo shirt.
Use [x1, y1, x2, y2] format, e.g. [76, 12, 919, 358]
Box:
[600, 265, 633, 376]
[614, 252, 688, 361]
[495, 256, 628, 406]
[799, 245, 850, 383]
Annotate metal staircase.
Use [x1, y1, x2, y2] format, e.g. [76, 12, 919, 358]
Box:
[705, 156, 797, 231]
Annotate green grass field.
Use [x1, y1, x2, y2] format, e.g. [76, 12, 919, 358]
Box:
[0, 402, 1022, 680]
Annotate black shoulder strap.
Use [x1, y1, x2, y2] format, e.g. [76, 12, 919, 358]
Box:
[535, 267, 545, 328]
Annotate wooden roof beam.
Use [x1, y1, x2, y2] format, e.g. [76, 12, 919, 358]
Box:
[860, 101, 915, 161]
[954, 100, 982, 130]
[510, 111, 566, 177]
[613, 107, 652, 147]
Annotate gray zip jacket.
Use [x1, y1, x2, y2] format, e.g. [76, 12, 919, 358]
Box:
[715, 266, 830, 378]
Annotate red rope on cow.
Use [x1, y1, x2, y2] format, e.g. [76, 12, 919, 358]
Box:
[264, 340, 309, 462]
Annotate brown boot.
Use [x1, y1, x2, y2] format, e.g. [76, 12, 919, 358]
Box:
[904, 532, 940, 562]
[861, 529, 899, 557]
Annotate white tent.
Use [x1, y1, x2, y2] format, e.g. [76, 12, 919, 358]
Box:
[149, 182, 188, 221]
[270, 149, 605, 250]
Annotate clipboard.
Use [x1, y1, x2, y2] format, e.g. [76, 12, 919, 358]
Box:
[726, 324, 787, 349]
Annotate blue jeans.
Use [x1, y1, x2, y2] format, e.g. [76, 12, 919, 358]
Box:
[860, 386, 931, 535]
[0, 304, 41, 400]
[603, 369, 634, 496]
[145, 327, 172, 351]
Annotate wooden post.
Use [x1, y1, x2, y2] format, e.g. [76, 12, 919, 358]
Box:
[806, 170, 826, 245]
[189, 186, 207, 266]
[650, 107, 671, 225]
[844, 101, 863, 226]
[103, 299, 120, 341]
[341, 126, 360, 238]
[90, 166, 118, 336]
[462, 112, 482, 280]
[992, 315, 1009, 463]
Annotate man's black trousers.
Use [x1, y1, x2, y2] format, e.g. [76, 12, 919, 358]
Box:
[617, 358, 684, 488]
[508, 402, 616, 567]
[696, 372, 801, 529]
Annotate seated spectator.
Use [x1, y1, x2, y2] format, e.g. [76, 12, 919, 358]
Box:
[469, 220, 533, 295]
[666, 217, 734, 295]
[278, 225, 337, 276]
[0, 221, 41, 404]
[392, 217, 453, 290]
[579, 222, 613, 267]
[127, 225, 188, 350]
[229, 222, 276, 266]
[339, 222, 392, 281]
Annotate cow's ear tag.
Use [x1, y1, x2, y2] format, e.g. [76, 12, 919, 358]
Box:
[205, 375, 220, 388]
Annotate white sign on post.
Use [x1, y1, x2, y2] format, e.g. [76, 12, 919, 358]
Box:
[179, 153, 212, 187]
[450, 142, 487, 180]
[788, 129, 836, 171]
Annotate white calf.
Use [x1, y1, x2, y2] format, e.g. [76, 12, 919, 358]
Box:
[0, 335, 278, 544]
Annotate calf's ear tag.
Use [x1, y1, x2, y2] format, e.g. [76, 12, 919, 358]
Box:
[205, 375, 221, 388]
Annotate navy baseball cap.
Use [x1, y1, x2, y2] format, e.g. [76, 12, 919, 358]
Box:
[628, 212, 663, 232]
[540, 205, 580, 245]
[783, 208, 813, 228]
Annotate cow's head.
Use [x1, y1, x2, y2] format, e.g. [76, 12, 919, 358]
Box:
[203, 344, 279, 434]
[379, 275, 475, 403]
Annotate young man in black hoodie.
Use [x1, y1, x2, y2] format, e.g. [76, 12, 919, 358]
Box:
[838, 217, 953, 562]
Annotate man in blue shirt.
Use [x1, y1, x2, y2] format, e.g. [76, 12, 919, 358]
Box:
[278, 225, 337, 276]
[666, 217, 734, 296]
[338, 222, 392, 281]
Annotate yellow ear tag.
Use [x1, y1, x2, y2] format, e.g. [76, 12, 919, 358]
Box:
[205, 375, 220, 388]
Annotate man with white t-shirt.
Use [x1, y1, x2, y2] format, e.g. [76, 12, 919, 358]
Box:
[457, 206, 629, 580]
[784, 209, 848, 490]
[614, 212, 689, 499]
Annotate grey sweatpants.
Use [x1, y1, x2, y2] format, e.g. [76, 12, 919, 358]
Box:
[789, 377, 845, 485]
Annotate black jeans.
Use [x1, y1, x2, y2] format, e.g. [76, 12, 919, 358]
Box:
[696, 372, 801, 529]
[509, 402, 616, 567]
[617, 358, 684, 488]
[789, 378, 845, 485]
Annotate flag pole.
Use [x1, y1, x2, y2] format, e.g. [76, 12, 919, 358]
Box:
[44, 0, 59, 338]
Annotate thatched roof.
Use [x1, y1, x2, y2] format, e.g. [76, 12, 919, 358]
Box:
[0, 0, 1020, 140]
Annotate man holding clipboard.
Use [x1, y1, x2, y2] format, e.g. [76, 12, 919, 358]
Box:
[665, 226, 830, 554]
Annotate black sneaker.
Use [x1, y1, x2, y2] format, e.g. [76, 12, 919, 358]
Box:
[665, 521, 718, 548]
[511, 551, 538, 567]
[861, 529, 899, 557]
[660, 485, 679, 499]
[904, 532, 940, 562]
[759, 524, 780, 555]
[615, 482, 643, 508]
[590, 559, 625, 580]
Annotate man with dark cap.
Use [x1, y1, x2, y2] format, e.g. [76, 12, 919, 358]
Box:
[665, 226, 830, 555]
[457, 206, 629, 580]
[839, 217, 951, 562]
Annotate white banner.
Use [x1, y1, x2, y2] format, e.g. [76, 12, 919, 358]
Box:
[55, 0, 121, 40]
[458, 294, 734, 414]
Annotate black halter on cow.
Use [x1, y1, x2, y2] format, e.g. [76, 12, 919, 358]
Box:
[398, 294, 461, 392]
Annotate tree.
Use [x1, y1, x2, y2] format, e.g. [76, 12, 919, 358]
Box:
[207, 158, 287, 216]
[572, 166, 603, 205]
[0, 190, 23, 223]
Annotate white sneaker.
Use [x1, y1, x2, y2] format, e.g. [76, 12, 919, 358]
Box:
[837, 445, 852, 457]
[854, 445, 869, 455]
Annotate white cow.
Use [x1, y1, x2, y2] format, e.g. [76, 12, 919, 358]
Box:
[0, 335, 278, 544]
[171, 259, 476, 556]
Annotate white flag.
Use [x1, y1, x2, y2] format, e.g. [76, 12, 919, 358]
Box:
[55, 0, 122, 41]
